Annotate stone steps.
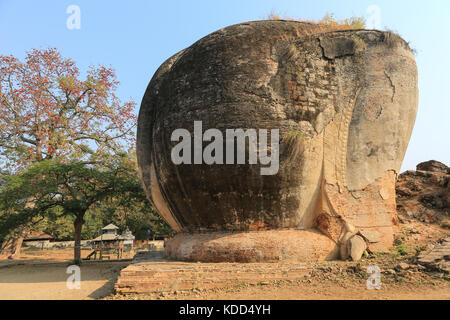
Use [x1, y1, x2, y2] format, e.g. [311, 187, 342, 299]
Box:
[114, 251, 312, 294]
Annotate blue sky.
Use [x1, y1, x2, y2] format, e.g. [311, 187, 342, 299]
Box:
[0, 0, 448, 171]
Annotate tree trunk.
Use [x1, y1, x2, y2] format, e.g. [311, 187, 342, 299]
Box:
[0, 238, 14, 254]
[73, 215, 84, 265]
[13, 236, 24, 255]
[0, 227, 27, 256]
[0, 237, 23, 255]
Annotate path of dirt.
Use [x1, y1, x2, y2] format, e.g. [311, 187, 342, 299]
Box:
[0, 261, 130, 300]
[0, 248, 131, 299]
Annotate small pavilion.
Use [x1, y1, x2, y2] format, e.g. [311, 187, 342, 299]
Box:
[86, 224, 129, 260]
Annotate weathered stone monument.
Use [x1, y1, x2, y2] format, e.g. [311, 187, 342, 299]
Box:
[136, 20, 418, 262]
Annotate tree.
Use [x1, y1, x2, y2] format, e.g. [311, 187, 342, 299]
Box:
[0, 47, 136, 171]
[0, 47, 137, 252]
[0, 157, 146, 264]
[0, 48, 172, 259]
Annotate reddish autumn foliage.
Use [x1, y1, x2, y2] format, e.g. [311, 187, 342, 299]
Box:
[0, 48, 136, 171]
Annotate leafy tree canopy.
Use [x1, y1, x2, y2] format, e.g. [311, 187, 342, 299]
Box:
[0, 157, 172, 252]
[0, 48, 136, 172]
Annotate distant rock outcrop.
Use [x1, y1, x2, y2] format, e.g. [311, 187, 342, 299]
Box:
[396, 160, 449, 225]
[416, 160, 449, 174]
[137, 20, 419, 262]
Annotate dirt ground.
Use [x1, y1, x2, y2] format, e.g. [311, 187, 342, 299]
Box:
[114, 279, 449, 300]
[108, 258, 449, 300]
[109, 219, 449, 300]
[0, 219, 448, 300]
[0, 248, 131, 300]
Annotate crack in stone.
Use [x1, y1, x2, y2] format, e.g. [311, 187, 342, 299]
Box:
[384, 71, 396, 103]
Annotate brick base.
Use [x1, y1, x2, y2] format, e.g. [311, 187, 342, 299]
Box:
[114, 251, 313, 294]
[164, 229, 339, 262]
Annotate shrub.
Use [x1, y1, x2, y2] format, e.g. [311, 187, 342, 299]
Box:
[396, 244, 409, 256]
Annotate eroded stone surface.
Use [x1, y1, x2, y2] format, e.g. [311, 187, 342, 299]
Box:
[417, 237, 450, 273]
[396, 161, 449, 225]
[137, 20, 418, 262]
[319, 36, 356, 59]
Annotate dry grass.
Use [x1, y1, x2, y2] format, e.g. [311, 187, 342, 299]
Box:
[265, 12, 412, 53]
[267, 12, 366, 31]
